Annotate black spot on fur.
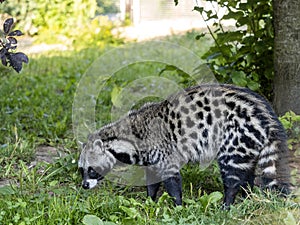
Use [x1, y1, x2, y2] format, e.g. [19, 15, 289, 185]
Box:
[233, 137, 239, 146]
[204, 97, 209, 105]
[199, 92, 205, 97]
[204, 106, 211, 112]
[108, 149, 132, 164]
[202, 129, 208, 138]
[240, 135, 256, 149]
[197, 111, 204, 120]
[228, 147, 235, 153]
[236, 106, 250, 122]
[245, 123, 263, 143]
[196, 100, 203, 107]
[170, 111, 176, 119]
[177, 120, 182, 129]
[198, 123, 204, 129]
[224, 92, 235, 97]
[225, 101, 236, 110]
[169, 121, 178, 142]
[237, 147, 246, 154]
[206, 114, 212, 125]
[164, 115, 169, 123]
[234, 94, 255, 106]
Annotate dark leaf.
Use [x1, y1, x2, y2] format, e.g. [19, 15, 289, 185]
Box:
[13, 52, 29, 63]
[7, 37, 17, 45]
[7, 52, 29, 73]
[3, 18, 14, 34]
[7, 54, 22, 72]
[8, 30, 23, 36]
[174, 0, 178, 6]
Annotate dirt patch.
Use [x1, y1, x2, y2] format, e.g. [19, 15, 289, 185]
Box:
[29, 145, 63, 167]
[0, 146, 65, 188]
[0, 179, 11, 187]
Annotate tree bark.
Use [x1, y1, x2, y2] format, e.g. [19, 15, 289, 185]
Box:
[273, 0, 300, 115]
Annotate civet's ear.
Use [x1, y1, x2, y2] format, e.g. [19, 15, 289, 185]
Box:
[78, 141, 86, 149]
[93, 139, 104, 153]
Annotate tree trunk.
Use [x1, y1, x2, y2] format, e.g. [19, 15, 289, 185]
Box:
[273, 0, 300, 116]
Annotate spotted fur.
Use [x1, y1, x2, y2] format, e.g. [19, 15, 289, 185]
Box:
[78, 84, 291, 207]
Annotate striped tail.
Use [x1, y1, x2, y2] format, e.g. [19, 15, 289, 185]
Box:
[258, 138, 291, 195]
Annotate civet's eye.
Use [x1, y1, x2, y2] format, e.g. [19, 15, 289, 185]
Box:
[88, 167, 103, 180]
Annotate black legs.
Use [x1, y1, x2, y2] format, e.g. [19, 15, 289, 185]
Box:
[147, 182, 161, 201]
[146, 172, 183, 205]
[146, 167, 256, 208]
[163, 173, 183, 205]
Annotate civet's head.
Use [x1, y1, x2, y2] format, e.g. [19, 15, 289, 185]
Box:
[78, 135, 117, 189]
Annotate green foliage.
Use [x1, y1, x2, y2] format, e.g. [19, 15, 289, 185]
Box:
[279, 112, 300, 157]
[0, 0, 97, 35]
[0, 165, 299, 224]
[280, 111, 300, 131]
[193, 0, 274, 98]
[72, 16, 124, 50]
[0, 0, 123, 49]
[0, 48, 102, 150]
[280, 111, 300, 146]
[83, 215, 117, 225]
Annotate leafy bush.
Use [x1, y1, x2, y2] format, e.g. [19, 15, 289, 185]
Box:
[0, 0, 97, 35]
[178, 0, 274, 98]
[280, 111, 300, 145]
[0, 0, 123, 49]
[71, 16, 124, 50]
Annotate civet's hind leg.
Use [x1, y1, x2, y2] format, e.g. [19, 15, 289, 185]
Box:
[163, 172, 183, 205]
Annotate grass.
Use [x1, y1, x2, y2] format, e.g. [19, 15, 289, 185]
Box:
[0, 31, 300, 224]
